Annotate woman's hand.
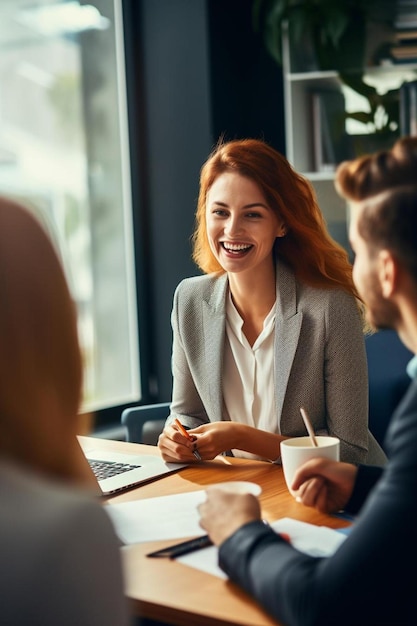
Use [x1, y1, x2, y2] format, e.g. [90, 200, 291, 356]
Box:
[157, 424, 199, 463]
[158, 421, 237, 462]
[186, 421, 240, 460]
[159, 420, 283, 462]
[292, 458, 358, 514]
[198, 487, 261, 545]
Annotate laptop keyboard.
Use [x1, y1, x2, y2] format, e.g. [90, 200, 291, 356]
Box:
[89, 459, 142, 481]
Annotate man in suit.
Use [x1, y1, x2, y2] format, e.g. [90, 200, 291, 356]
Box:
[198, 136, 417, 626]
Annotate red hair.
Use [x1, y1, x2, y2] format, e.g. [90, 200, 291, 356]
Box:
[192, 138, 358, 298]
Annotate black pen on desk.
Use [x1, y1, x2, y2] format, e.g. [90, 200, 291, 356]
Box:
[174, 418, 202, 461]
[147, 535, 213, 559]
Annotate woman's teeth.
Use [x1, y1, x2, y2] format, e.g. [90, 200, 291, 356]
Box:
[222, 243, 252, 253]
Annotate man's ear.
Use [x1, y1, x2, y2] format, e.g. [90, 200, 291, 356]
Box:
[378, 249, 397, 298]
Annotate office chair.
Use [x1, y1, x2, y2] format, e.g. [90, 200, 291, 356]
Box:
[121, 402, 170, 445]
[365, 330, 413, 451]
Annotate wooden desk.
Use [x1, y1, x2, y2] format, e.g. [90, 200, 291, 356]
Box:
[80, 436, 350, 626]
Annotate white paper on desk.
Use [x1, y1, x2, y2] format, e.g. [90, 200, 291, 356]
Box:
[178, 545, 228, 579]
[271, 517, 347, 556]
[177, 517, 347, 579]
[105, 490, 207, 544]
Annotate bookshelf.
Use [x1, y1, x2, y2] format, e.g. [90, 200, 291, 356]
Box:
[282, 21, 417, 253]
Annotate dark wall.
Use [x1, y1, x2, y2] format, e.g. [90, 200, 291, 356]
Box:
[207, 0, 285, 152]
[111, 0, 285, 422]
[123, 0, 212, 410]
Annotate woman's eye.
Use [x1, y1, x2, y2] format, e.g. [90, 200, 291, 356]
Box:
[213, 209, 228, 217]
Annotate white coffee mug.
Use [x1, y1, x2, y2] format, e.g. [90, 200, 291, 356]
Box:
[280, 436, 340, 496]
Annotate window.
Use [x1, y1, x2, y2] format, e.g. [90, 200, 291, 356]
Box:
[0, 0, 141, 415]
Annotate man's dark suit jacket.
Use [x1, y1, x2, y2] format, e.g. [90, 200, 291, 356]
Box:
[219, 377, 417, 626]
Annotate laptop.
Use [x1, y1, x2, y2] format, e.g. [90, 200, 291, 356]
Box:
[84, 448, 187, 496]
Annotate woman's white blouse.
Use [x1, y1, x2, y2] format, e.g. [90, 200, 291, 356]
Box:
[223, 291, 278, 459]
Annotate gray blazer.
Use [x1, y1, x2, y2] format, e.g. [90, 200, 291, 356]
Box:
[168, 262, 386, 465]
[0, 462, 130, 626]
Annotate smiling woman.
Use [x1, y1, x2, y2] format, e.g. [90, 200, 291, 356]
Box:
[156, 138, 387, 467]
[205, 171, 286, 348]
[205, 172, 285, 294]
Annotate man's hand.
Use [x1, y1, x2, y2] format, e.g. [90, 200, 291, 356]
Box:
[198, 487, 261, 545]
[292, 458, 358, 514]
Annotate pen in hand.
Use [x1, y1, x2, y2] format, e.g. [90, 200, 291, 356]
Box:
[174, 418, 202, 461]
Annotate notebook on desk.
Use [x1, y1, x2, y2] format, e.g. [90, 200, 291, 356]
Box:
[84, 448, 186, 496]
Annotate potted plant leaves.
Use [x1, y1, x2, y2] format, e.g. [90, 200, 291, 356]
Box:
[252, 0, 400, 140]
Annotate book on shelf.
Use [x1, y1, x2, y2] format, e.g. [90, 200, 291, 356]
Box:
[311, 90, 349, 172]
[394, 0, 417, 30]
[394, 29, 417, 41]
[395, 19, 417, 29]
[390, 43, 417, 62]
[390, 25, 417, 62]
[395, 0, 417, 29]
[399, 80, 417, 136]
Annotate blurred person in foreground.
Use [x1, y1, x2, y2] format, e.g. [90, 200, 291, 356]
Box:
[0, 196, 130, 626]
[198, 136, 417, 626]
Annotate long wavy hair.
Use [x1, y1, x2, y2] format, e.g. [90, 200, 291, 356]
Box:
[192, 138, 359, 299]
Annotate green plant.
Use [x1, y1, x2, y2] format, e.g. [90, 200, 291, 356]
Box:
[253, 0, 400, 133]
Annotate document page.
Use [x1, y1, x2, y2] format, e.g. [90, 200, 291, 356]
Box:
[105, 490, 348, 580]
[177, 517, 348, 579]
[105, 489, 207, 544]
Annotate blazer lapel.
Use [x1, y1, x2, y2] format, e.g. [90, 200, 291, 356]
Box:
[202, 274, 228, 421]
[274, 263, 303, 426]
